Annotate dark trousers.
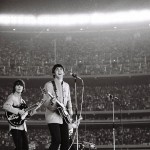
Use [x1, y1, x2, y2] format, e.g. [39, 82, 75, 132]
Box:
[11, 129, 29, 150]
[48, 121, 69, 150]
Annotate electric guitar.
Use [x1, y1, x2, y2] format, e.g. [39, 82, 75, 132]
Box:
[46, 90, 72, 124]
[5, 90, 47, 127]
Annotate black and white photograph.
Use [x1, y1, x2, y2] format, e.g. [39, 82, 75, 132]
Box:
[1, 0, 150, 150]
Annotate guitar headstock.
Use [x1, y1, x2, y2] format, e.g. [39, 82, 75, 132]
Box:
[40, 87, 54, 99]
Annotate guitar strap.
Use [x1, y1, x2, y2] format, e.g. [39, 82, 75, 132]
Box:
[51, 80, 65, 116]
[51, 80, 64, 100]
[51, 80, 58, 98]
[51, 80, 61, 109]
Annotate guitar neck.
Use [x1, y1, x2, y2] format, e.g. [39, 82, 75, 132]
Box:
[47, 91, 64, 107]
[24, 103, 38, 112]
[55, 99, 64, 107]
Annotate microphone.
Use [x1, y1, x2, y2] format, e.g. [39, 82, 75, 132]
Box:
[70, 72, 82, 80]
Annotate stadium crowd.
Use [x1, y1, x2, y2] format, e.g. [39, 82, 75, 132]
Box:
[0, 29, 150, 76]
[0, 80, 150, 112]
[1, 126, 150, 149]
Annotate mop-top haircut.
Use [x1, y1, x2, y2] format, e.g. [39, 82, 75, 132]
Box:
[12, 79, 25, 93]
[52, 64, 65, 77]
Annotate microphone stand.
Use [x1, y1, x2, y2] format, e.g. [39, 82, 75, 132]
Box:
[110, 95, 116, 150]
[119, 98, 123, 150]
[74, 76, 79, 150]
[72, 73, 84, 150]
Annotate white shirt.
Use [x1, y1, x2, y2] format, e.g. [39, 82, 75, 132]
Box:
[43, 78, 72, 124]
[3, 93, 27, 131]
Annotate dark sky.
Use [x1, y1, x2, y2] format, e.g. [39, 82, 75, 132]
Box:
[1, 0, 150, 14]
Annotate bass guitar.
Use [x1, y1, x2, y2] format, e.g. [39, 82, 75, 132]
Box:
[46, 91, 72, 124]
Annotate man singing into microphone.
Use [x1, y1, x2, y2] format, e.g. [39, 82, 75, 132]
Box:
[43, 64, 73, 150]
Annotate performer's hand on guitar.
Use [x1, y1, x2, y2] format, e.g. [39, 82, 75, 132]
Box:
[50, 97, 57, 105]
[18, 109, 26, 115]
[42, 90, 56, 108]
[68, 116, 83, 131]
[73, 116, 83, 128]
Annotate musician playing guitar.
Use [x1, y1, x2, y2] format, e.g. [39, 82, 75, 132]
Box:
[43, 64, 73, 150]
[3, 79, 37, 150]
